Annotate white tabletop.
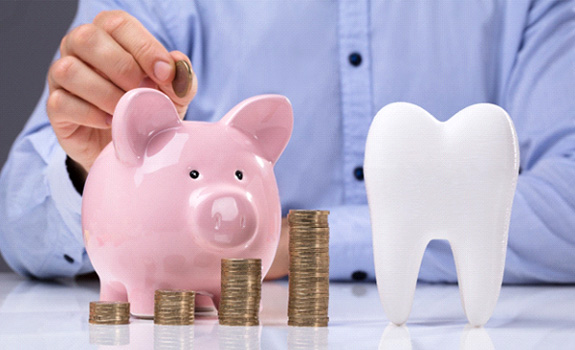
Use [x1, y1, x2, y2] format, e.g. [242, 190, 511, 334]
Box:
[0, 272, 573, 349]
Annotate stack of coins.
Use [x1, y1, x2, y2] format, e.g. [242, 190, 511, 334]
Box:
[288, 210, 330, 327]
[154, 289, 195, 325]
[219, 258, 262, 326]
[89, 301, 130, 325]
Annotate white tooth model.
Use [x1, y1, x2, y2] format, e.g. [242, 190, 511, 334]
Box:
[364, 103, 519, 327]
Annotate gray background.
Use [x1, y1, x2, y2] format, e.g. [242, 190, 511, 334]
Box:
[0, 1, 78, 272]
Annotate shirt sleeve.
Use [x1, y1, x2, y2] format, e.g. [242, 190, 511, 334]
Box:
[0, 0, 195, 279]
[497, 0, 575, 283]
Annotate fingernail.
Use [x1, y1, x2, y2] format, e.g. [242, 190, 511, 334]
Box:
[172, 60, 193, 98]
[153, 60, 172, 82]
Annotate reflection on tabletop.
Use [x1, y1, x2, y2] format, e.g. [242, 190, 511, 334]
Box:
[0, 273, 574, 349]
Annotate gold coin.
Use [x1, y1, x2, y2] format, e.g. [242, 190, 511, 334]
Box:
[172, 60, 193, 98]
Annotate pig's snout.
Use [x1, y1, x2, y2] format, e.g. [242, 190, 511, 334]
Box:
[194, 192, 257, 248]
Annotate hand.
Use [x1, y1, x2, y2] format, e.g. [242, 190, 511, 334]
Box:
[265, 217, 289, 280]
[47, 10, 198, 176]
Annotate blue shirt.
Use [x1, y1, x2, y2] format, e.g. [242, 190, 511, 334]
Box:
[1, 0, 574, 283]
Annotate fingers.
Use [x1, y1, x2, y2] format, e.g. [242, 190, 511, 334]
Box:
[47, 88, 113, 172]
[93, 11, 174, 85]
[91, 11, 196, 109]
[61, 23, 145, 91]
[49, 55, 124, 115]
[46, 10, 198, 173]
[55, 10, 197, 113]
[47, 89, 111, 135]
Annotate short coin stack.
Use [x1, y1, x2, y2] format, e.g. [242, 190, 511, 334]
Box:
[288, 210, 330, 327]
[154, 289, 195, 325]
[89, 301, 130, 325]
[219, 258, 262, 326]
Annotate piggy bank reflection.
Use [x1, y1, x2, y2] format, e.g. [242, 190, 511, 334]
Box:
[82, 88, 293, 316]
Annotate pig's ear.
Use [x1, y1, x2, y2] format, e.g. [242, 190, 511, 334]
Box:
[223, 95, 293, 164]
[112, 88, 181, 166]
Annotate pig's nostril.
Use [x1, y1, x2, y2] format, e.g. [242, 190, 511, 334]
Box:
[240, 216, 246, 229]
[214, 212, 222, 230]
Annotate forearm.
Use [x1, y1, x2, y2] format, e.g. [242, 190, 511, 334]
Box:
[504, 153, 575, 283]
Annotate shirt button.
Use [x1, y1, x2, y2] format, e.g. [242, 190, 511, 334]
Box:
[354, 166, 364, 181]
[348, 52, 362, 67]
[64, 254, 75, 263]
[352, 270, 368, 281]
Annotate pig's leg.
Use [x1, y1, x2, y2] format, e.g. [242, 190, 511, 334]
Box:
[99, 280, 128, 302]
[127, 286, 155, 318]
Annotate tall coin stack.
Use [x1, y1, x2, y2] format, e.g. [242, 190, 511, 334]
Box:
[154, 289, 195, 325]
[219, 258, 262, 326]
[89, 301, 130, 325]
[288, 210, 330, 327]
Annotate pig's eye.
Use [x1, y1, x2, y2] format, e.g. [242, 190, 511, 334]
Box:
[235, 170, 243, 180]
[189, 170, 200, 179]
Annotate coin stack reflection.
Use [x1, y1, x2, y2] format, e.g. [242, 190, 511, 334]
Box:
[288, 210, 330, 327]
[218, 324, 261, 350]
[154, 290, 195, 325]
[89, 301, 130, 325]
[219, 258, 262, 326]
[154, 323, 195, 349]
[89, 324, 130, 346]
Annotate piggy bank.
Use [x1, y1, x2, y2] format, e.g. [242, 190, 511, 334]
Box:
[82, 88, 293, 317]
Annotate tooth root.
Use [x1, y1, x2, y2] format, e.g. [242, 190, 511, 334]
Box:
[375, 230, 428, 326]
[452, 229, 507, 326]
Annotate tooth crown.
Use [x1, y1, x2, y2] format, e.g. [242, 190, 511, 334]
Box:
[365, 102, 519, 326]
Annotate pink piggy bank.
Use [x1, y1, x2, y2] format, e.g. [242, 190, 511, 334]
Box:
[82, 88, 293, 316]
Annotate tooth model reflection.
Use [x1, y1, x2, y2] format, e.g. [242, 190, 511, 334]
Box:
[365, 103, 519, 326]
[378, 323, 494, 350]
[379, 324, 411, 350]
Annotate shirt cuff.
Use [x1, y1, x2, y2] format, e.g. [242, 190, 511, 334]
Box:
[43, 145, 91, 277]
[47, 146, 82, 221]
